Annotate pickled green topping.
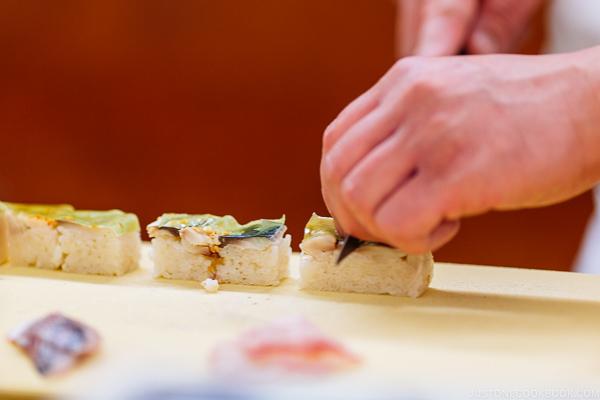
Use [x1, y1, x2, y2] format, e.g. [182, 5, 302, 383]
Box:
[148, 214, 240, 235]
[148, 213, 286, 242]
[3, 203, 74, 218]
[1, 202, 140, 235]
[303, 213, 339, 240]
[57, 210, 140, 235]
[219, 218, 285, 243]
[303, 213, 391, 249]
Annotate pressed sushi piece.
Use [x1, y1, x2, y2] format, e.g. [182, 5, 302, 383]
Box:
[147, 214, 291, 286]
[1, 202, 141, 275]
[8, 313, 101, 376]
[211, 316, 360, 380]
[299, 214, 433, 298]
[3, 203, 73, 270]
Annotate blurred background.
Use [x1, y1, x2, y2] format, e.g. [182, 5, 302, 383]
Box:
[0, 0, 592, 270]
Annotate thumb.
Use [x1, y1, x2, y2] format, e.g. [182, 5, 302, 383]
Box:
[468, 0, 543, 54]
[414, 0, 478, 56]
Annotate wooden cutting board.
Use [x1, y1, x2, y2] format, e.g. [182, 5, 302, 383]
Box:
[2, 245, 600, 398]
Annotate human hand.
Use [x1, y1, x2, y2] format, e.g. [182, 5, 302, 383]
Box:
[321, 49, 600, 253]
[396, 0, 544, 56]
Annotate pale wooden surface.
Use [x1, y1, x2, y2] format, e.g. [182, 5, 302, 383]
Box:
[2, 245, 600, 398]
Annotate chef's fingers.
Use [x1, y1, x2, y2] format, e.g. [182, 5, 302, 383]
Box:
[323, 104, 400, 190]
[320, 161, 380, 243]
[321, 185, 380, 242]
[395, 0, 422, 57]
[414, 0, 478, 56]
[322, 54, 427, 188]
[340, 126, 418, 236]
[321, 81, 389, 243]
[323, 89, 379, 153]
[468, 0, 542, 54]
[374, 173, 447, 254]
[321, 101, 405, 243]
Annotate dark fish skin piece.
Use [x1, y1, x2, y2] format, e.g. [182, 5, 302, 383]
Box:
[8, 313, 100, 376]
[335, 236, 364, 265]
[219, 225, 284, 244]
[158, 226, 182, 238]
[159, 223, 285, 243]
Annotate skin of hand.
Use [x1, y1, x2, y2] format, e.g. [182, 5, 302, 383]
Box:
[396, 0, 545, 57]
[320, 47, 600, 253]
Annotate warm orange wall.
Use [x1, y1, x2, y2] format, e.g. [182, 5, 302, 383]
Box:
[0, 1, 592, 270]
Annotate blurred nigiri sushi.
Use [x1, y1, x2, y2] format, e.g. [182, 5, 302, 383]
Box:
[211, 316, 360, 381]
[0, 201, 140, 275]
[147, 214, 291, 286]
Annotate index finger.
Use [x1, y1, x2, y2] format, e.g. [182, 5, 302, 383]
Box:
[323, 89, 379, 153]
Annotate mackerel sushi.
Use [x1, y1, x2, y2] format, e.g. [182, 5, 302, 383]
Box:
[147, 214, 291, 286]
[8, 313, 101, 376]
[0, 202, 141, 276]
[299, 214, 433, 297]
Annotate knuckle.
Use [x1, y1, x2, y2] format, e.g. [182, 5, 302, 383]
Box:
[322, 154, 345, 183]
[340, 178, 358, 204]
[385, 57, 438, 94]
[322, 121, 339, 150]
[392, 56, 423, 75]
[340, 178, 369, 214]
[422, 137, 462, 174]
[408, 75, 441, 99]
